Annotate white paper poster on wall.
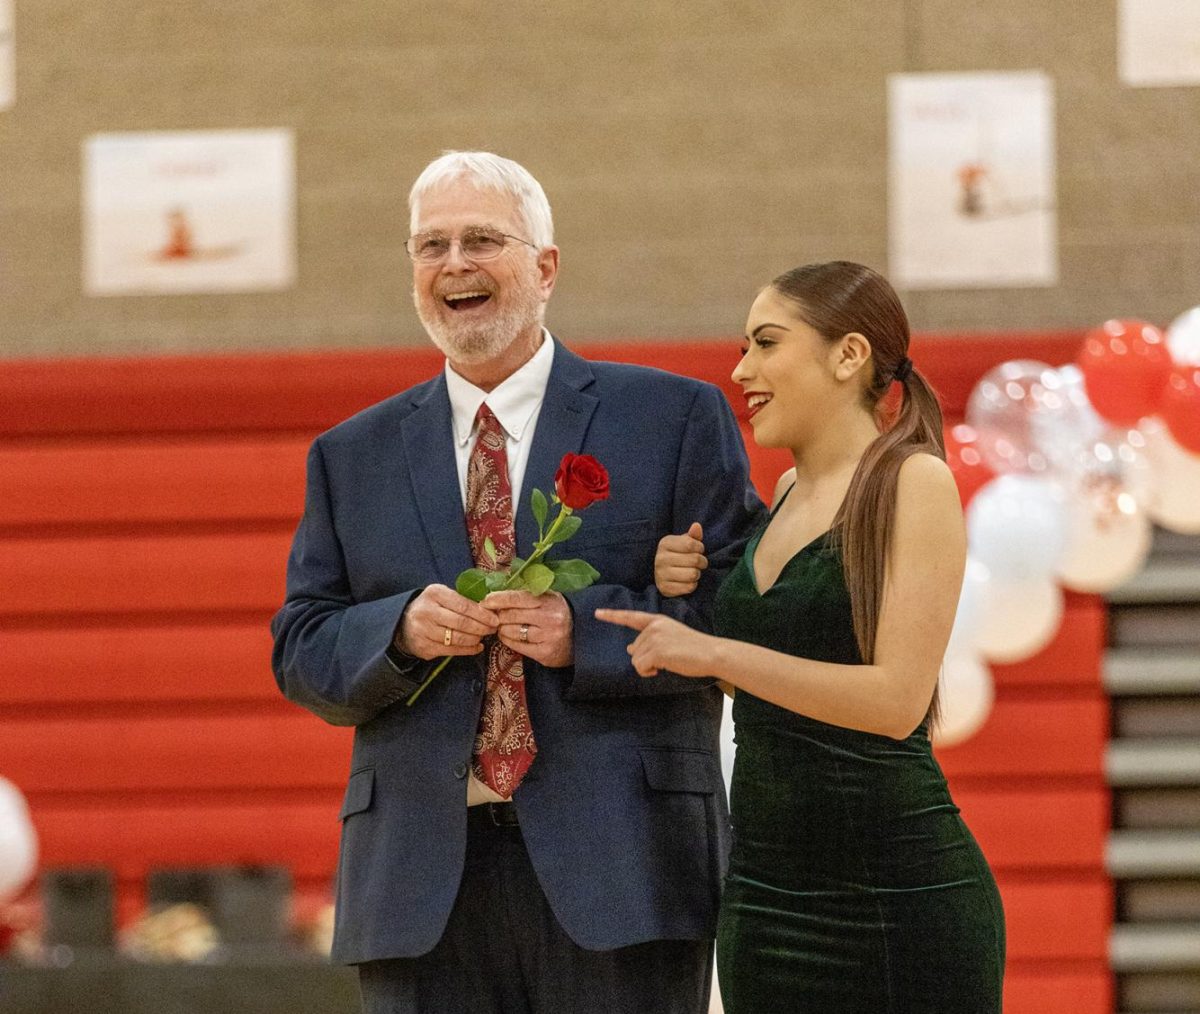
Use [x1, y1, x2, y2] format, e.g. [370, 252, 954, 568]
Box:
[1119, 0, 1200, 87]
[887, 71, 1057, 291]
[0, 0, 14, 112]
[84, 129, 295, 296]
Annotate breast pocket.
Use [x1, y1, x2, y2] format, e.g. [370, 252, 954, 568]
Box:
[559, 523, 657, 585]
[565, 518, 656, 554]
[562, 519, 658, 588]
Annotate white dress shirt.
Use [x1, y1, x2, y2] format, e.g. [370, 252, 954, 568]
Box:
[445, 330, 555, 518]
[444, 330, 555, 804]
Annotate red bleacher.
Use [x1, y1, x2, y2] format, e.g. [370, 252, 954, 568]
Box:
[0, 332, 1110, 1011]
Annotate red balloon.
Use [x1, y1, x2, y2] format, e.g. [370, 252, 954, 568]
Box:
[1161, 366, 1200, 454]
[944, 423, 994, 506]
[1078, 318, 1172, 426]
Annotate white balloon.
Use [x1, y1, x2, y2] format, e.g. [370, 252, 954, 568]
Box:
[1167, 306, 1200, 367]
[933, 653, 995, 748]
[1137, 417, 1200, 534]
[966, 474, 1068, 583]
[966, 360, 1070, 475]
[1056, 473, 1153, 592]
[1063, 423, 1155, 497]
[1032, 364, 1108, 474]
[1054, 364, 1104, 425]
[948, 557, 990, 654]
[0, 777, 37, 903]
[974, 578, 1064, 663]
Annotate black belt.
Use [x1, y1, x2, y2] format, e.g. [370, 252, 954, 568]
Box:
[467, 802, 519, 828]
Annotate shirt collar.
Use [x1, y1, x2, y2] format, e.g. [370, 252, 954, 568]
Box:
[445, 329, 556, 447]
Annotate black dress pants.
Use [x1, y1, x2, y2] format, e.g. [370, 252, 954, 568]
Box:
[357, 805, 712, 1014]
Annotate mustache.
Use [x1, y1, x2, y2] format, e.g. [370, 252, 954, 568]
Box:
[434, 274, 496, 298]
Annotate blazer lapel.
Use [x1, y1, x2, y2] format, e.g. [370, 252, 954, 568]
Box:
[399, 376, 476, 584]
[515, 341, 599, 553]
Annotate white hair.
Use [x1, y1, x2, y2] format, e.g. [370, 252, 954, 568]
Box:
[408, 151, 554, 249]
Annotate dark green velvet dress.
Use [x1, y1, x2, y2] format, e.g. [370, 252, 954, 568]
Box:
[713, 516, 1005, 1013]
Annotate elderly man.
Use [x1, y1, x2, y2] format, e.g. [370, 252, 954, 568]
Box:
[271, 151, 762, 1014]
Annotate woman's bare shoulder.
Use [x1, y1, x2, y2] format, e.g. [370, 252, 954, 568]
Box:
[771, 467, 797, 509]
[896, 452, 964, 537]
[898, 451, 956, 497]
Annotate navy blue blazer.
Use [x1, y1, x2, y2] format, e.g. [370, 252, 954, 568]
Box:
[271, 340, 763, 964]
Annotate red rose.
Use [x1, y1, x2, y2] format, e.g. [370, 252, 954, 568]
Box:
[554, 453, 610, 510]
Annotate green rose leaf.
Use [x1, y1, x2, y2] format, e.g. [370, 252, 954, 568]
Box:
[530, 487, 548, 533]
[456, 568, 491, 602]
[547, 513, 583, 544]
[546, 558, 601, 593]
[484, 570, 510, 592]
[522, 563, 555, 596]
[483, 537, 498, 565]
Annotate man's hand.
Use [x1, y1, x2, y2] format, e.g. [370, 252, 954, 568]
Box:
[399, 584, 499, 660]
[483, 589, 574, 668]
[654, 522, 707, 598]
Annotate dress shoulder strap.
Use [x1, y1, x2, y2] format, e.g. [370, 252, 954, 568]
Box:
[768, 482, 797, 519]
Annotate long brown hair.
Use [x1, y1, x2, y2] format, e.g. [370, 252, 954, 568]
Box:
[771, 261, 947, 728]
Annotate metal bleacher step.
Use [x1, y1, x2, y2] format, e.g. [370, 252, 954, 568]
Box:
[1110, 922, 1200, 971]
[1108, 532, 1200, 1013]
[1105, 650, 1200, 697]
[1114, 698, 1200, 738]
[1108, 830, 1200, 878]
[1108, 740, 1200, 787]
[1121, 879, 1200, 921]
[1109, 561, 1200, 605]
[1117, 787, 1200, 829]
[1118, 975, 1200, 1014]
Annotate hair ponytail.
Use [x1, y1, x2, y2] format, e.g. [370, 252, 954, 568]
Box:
[770, 263, 948, 730]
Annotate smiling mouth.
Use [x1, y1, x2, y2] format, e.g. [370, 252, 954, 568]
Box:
[443, 291, 492, 311]
[745, 393, 773, 420]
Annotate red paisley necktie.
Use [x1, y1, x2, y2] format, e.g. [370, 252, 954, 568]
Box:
[467, 404, 537, 796]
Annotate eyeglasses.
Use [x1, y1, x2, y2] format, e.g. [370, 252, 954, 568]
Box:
[405, 227, 539, 264]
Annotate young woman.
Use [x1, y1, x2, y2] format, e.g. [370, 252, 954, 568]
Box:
[597, 262, 1004, 1013]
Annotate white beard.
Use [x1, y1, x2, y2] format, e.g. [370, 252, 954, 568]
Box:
[415, 271, 545, 365]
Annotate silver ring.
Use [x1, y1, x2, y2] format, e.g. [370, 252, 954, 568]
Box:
[443, 627, 453, 647]
[519, 624, 529, 643]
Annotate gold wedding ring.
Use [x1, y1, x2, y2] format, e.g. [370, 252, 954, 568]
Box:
[443, 627, 453, 647]
[519, 624, 530, 643]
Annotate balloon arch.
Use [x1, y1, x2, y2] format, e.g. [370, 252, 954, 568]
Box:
[936, 310, 1200, 746]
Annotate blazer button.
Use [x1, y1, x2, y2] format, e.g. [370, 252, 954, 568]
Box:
[453, 762, 468, 779]
[472, 679, 483, 695]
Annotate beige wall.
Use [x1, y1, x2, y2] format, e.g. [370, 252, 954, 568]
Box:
[1, 1, 1197, 360]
